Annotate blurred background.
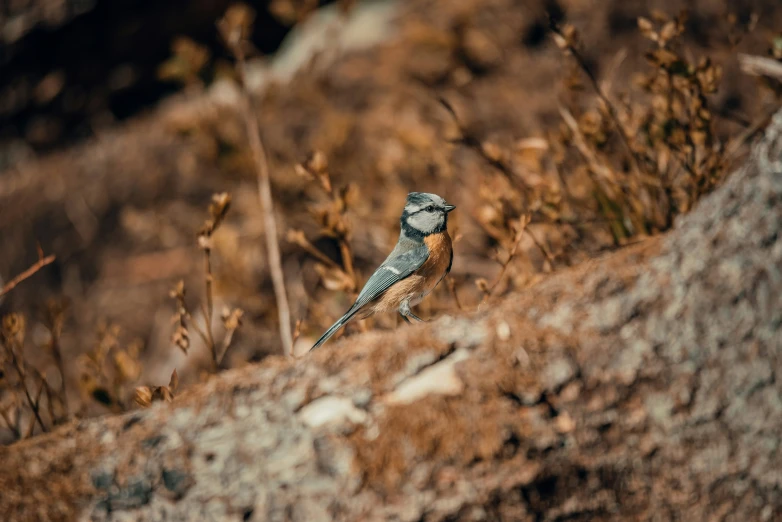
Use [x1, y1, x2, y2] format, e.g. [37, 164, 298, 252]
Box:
[0, 0, 780, 441]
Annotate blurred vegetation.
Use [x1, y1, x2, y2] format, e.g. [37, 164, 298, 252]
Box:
[1, 0, 781, 443]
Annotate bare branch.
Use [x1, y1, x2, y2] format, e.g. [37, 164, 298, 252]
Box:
[0, 248, 55, 299]
[483, 214, 532, 301]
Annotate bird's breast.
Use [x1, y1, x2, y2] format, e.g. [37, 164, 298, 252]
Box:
[422, 231, 453, 281]
[414, 231, 453, 299]
[370, 231, 453, 313]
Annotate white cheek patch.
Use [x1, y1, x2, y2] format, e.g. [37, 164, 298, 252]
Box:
[383, 265, 402, 275]
[408, 211, 442, 233]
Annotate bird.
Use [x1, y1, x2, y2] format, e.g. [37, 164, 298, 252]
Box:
[311, 192, 455, 350]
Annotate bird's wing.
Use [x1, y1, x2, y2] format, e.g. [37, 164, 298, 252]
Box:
[310, 244, 429, 351]
[352, 245, 429, 309]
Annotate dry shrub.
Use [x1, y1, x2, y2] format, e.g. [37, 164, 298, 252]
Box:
[548, 11, 772, 244]
[546, 14, 709, 242]
[288, 151, 362, 332]
[134, 192, 244, 408]
[77, 321, 143, 414]
[476, 213, 533, 301]
[0, 190, 246, 440]
[0, 250, 66, 441]
[0, 303, 69, 441]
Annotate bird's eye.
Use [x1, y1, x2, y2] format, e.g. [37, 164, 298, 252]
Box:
[426, 205, 435, 211]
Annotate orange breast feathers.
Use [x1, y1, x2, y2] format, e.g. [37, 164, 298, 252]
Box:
[421, 231, 453, 290]
[370, 231, 453, 314]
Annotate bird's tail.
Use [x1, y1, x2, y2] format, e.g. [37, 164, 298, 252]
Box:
[310, 306, 361, 351]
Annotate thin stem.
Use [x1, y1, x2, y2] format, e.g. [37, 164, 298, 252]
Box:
[204, 249, 213, 331]
[28, 365, 57, 421]
[200, 302, 217, 370]
[47, 327, 68, 421]
[339, 239, 357, 293]
[484, 215, 532, 301]
[186, 310, 210, 348]
[0, 407, 21, 440]
[202, 248, 218, 369]
[447, 278, 464, 311]
[29, 380, 46, 437]
[437, 96, 531, 196]
[233, 45, 294, 357]
[295, 235, 341, 269]
[0, 247, 55, 298]
[3, 341, 47, 434]
[218, 325, 240, 366]
[525, 227, 556, 267]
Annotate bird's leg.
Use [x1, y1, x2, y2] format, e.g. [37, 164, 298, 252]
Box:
[399, 301, 427, 323]
[409, 311, 426, 322]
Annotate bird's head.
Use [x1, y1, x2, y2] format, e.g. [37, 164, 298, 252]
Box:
[401, 192, 456, 238]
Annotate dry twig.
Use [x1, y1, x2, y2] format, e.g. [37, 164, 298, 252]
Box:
[219, 6, 293, 357]
[168, 193, 244, 372]
[437, 96, 531, 196]
[446, 278, 464, 311]
[551, 24, 647, 180]
[292, 151, 360, 297]
[480, 214, 532, 301]
[43, 300, 69, 421]
[197, 193, 232, 369]
[1, 315, 47, 434]
[287, 230, 341, 269]
[0, 245, 55, 299]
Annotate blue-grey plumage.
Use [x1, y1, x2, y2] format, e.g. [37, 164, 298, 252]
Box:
[311, 192, 455, 351]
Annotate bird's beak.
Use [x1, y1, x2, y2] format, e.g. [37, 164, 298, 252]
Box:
[444, 204, 456, 213]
